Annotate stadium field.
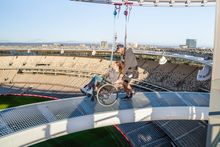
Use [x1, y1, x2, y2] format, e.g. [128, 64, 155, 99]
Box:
[0, 95, 51, 110]
[32, 126, 130, 147]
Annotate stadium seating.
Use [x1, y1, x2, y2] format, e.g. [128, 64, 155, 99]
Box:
[137, 58, 210, 91]
[0, 56, 211, 94]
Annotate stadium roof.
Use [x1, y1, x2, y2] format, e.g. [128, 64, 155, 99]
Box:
[70, 0, 216, 7]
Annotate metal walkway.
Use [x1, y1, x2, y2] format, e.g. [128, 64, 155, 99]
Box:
[0, 92, 209, 146]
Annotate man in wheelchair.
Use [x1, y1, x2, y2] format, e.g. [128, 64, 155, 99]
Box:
[81, 44, 138, 102]
[80, 61, 123, 101]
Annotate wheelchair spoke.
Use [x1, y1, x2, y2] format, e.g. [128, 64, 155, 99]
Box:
[97, 84, 118, 106]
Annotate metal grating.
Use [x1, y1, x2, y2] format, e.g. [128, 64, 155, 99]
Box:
[176, 124, 207, 147]
[119, 122, 151, 133]
[127, 123, 166, 146]
[0, 107, 49, 136]
[156, 120, 200, 138]
[0, 92, 209, 139]
[141, 137, 173, 147]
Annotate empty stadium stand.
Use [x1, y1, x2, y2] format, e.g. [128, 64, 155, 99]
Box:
[0, 56, 211, 95]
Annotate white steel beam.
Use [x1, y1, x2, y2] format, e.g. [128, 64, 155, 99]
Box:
[206, 0, 220, 146]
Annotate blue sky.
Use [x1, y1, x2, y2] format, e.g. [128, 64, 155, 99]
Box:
[0, 0, 216, 47]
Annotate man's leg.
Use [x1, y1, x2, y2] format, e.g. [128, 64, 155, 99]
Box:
[89, 75, 103, 101]
[87, 75, 102, 88]
[122, 81, 133, 99]
[93, 75, 103, 87]
[127, 83, 133, 95]
[88, 77, 96, 88]
[123, 82, 129, 95]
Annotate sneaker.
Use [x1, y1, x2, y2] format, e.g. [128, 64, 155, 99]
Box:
[132, 90, 136, 95]
[81, 85, 93, 96]
[86, 87, 93, 96]
[80, 86, 89, 95]
[129, 92, 133, 99]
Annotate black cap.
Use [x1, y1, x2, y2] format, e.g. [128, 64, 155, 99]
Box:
[115, 44, 124, 52]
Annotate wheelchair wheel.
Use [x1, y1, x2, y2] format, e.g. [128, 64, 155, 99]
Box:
[97, 84, 118, 106]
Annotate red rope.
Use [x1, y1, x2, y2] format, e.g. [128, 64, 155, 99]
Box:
[0, 93, 59, 100]
[114, 124, 133, 147]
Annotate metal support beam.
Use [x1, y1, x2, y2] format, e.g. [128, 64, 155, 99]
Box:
[206, 1, 220, 146]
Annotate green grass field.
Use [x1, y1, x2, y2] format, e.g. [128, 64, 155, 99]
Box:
[0, 95, 130, 147]
[32, 126, 130, 147]
[0, 95, 50, 110]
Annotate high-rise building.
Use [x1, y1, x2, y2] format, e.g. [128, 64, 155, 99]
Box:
[186, 39, 197, 48]
[100, 41, 108, 49]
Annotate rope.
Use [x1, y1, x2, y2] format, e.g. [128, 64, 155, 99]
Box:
[124, 4, 132, 48]
[110, 4, 121, 65]
[128, 6, 132, 21]
[110, 3, 132, 65]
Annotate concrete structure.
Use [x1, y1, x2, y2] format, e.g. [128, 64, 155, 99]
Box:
[0, 92, 209, 146]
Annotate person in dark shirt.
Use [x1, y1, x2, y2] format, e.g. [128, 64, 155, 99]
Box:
[115, 44, 138, 100]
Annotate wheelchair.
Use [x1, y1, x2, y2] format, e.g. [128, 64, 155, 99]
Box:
[96, 78, 120, 106]
[81, 63, 139, 107]
[82, 74, 122, 107]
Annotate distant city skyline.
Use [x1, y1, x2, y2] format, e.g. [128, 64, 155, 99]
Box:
[0, 0, 216, 47]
